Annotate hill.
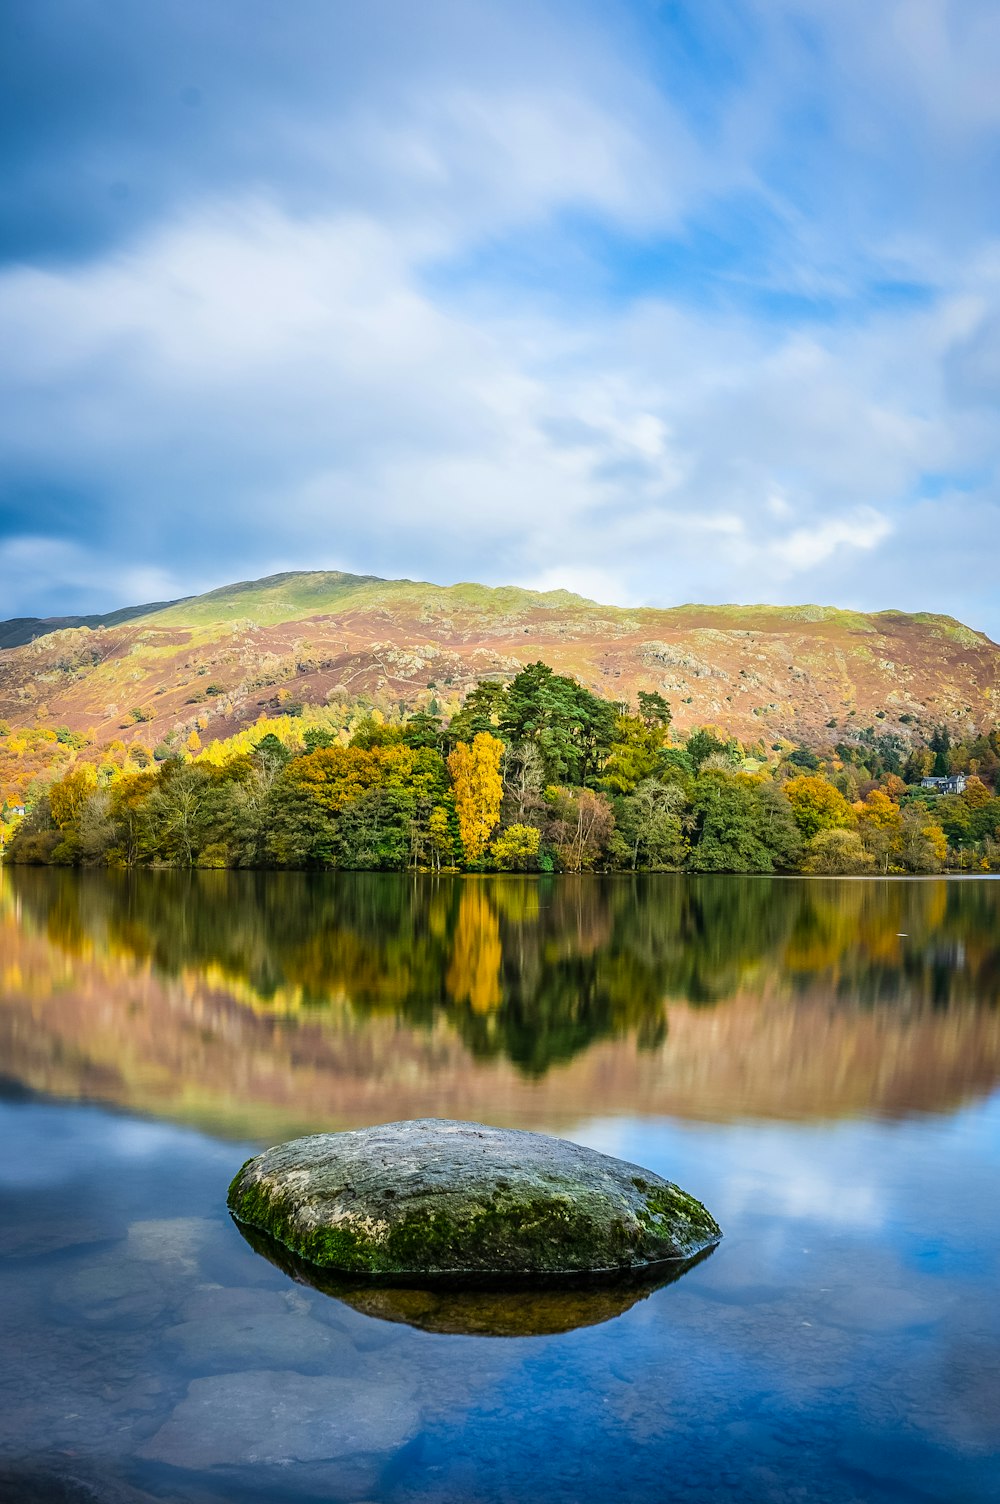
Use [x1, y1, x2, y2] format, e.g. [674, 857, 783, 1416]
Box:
[0, 569, 997, 747]
[0, 596, 185, 651]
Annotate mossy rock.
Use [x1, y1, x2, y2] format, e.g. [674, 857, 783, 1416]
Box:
[227, 1119, 721, 1281]
[235, 1218, 716, 1335]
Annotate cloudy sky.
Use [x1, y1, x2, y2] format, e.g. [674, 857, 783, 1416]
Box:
[3, 1, 1000, 635]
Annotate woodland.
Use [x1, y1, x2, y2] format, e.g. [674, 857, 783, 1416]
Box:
[4, 661, 1000, 875]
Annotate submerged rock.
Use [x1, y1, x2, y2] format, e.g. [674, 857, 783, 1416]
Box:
[162, 1309, 347, 1373]
[137, 1369, 419, 1468]
[228, 1119, 721, 1281]
[236, 1218, 717, 1335]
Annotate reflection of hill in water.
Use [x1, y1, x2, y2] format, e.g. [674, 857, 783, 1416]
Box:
[1, 870, 999, 1137]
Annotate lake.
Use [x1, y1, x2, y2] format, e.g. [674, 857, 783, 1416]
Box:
[1, 868, 999, 1503]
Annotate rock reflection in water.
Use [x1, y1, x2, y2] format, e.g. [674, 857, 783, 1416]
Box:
[233, 1219, 715, 1336]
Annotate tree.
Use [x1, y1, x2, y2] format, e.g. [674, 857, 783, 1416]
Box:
[785, 775, 856, 840]
[613, 779, 686, 869]
[448, 732, 504, 863]
[491, 823, 542, 871]
[501, 740, 546, 824]
[688, 771, 775, 873]
[802, 828, 875, 874]
[899, 808, 946, 873]
[854, 789, 903, 873]
[253, 732, 293, 771]
[145, 763, 213, 865]
[499, 662, 616, 785]
[637, 690, 672, 730]
[105, 771, 159, 866]
[601, 715, 669, 795]
[303, 727, 337, 753]
[544, 786, 615, 871]
[265, 785, 337, 867]
[756, 780, 803, 870]
[929, 724, 952, 777]
[49, 765, 98, 832]
[426, 805, 455, 870]
[400, 711, 443, 751]
[350, 715, 404, 750]
[445, 681, 507, 747]
[686, 728, 739, 770]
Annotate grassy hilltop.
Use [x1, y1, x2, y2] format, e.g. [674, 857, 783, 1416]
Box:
[1, 569, 997, 748]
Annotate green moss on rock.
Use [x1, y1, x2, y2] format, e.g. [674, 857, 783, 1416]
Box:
[227, 1120, 721, 1281]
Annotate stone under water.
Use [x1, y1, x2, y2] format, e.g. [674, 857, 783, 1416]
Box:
[227, 1119, 721, 1282]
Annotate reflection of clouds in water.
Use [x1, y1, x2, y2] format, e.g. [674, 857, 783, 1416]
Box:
[0, 1104, 237, 1188]
[573, 1117, 885, 1232]
[718, 1161, 882, 1233]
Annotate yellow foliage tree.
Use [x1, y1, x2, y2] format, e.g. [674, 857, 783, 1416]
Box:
[490, 822, 541, 871]
[186, 730, 202, 754]
[785, 775, 856, 840]
[49, 764, 98, 831]
[447, 732, 503, 862]
[854, 789, 903, 873]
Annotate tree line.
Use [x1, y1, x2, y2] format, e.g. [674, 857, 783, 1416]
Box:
[5, 662, 1000, 873]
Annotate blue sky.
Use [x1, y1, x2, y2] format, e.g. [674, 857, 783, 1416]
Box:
[2, 0, 1000, 636]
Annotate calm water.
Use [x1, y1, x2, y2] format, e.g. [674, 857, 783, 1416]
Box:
[1, 869, 999, 1503]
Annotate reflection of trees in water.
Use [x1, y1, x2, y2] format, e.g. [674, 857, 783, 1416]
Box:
[7, 869, 999, 1076]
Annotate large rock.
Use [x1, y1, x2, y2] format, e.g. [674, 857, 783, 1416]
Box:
[236, 1218, 716, 1334]
[228, 1119, 721, 1280]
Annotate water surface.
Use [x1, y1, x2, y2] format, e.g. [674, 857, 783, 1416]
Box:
[1, 870, 998, 1502]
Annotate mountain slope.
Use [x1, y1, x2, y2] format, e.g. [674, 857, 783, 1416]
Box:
[0, 596, 185, 651]
[0, 570, 996, 746]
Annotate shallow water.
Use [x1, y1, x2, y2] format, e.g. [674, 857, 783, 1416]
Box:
[1, 869, 999, 1503]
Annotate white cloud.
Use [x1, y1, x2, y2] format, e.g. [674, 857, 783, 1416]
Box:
[0, 194, 983, 622]
[769, 508, 894, 573]
[2, 0, 1000, 632]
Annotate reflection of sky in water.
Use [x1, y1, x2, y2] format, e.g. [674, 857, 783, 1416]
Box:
[2, 872, 999, 1500]
[1, 1092, 998, 1503]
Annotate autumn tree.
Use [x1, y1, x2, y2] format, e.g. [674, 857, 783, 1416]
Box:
[899, 808, 947, 873]
[854, 789, 903, 873]
[426, 806, 455, 870]
[802, 828, 875, 874]
[448, 732, 504, 863]
[785, 775, 856, 840]
[49, 765, 98, 831]
[601, 714, 669, 795]
[544, 786, 615, 871]
[491, 822, 541, 871]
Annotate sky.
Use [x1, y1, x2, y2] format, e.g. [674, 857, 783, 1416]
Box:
[2, 0, 1000, 637]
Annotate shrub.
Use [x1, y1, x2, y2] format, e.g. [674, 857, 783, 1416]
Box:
[802, 828, 875, 875]
[491, 823, 541, 871]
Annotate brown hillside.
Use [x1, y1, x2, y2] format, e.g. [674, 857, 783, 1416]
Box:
[0, 570, 996, 745]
